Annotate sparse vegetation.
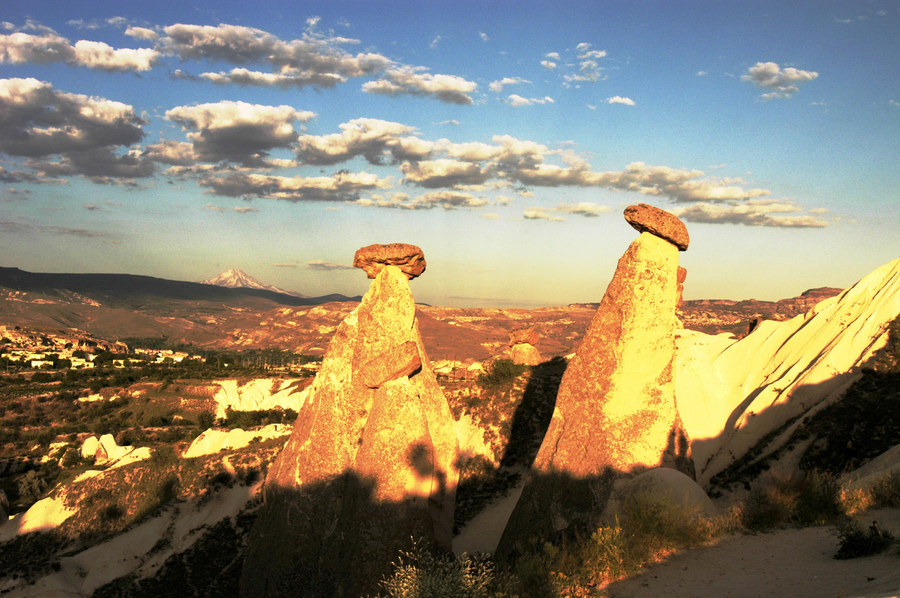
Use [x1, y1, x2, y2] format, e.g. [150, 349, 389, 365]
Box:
[833, 520, 896, 560]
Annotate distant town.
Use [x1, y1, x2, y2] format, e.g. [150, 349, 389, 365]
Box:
[0, 324, 320, 375]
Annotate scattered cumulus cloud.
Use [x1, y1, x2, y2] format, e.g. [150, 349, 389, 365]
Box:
[742, 61, 818, 99]
[489, 77, 530, 93]
[672, 199, 828, 227]
[204, 202, 259, 213]
[0, 77, 153, 182]
[607, 96, 635, 106]
[362, 66, 477, 104]
[0, 30, 159, 71]
[165, 100, 315, 166]
[507, 94, 554, 107]
[307, 260, 354, 270]
[523, 207, 564, 222]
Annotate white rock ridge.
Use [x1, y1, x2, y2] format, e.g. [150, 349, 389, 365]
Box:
[212, 378, 307, 419]
[676, 257, 900, 485]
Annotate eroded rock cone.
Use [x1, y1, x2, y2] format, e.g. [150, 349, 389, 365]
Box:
[240, 249, 458, 598]
[497, 205, 693, 561]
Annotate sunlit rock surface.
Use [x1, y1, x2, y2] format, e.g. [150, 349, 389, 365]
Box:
[498, 206, 691, 560]
[676, 257, 900, 485]
[240, 257, 459, 598]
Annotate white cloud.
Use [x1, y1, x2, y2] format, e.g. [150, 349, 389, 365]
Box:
[480, 212, 499, 219]
[0, 78, 152, 181]
[0, 31, 160, 71]
[556, 202, 611, 217]
[607, 95, 635, 106]
[540, 60, 557, 69]
[362, 66, 477, 104]
[401, 159, 491, 188]
[489, 77, 530, 93]
[507, 94, 554, 107]
[200, 67, 345, 89]
[72, 40, 158, 71]
[125, 26, 158, 41]
[741, 61, 818, 99]
[479, 32, 490, 42]
[307, 259, 354, 270]
[672, 199, 828, 227]
[696, 70, 708, 76]
[165, 100, 315, 166]
[429, 35, 442, 49]
[296, 118, 420, 165]
[523, 207, 564, 222]
[200, 170, 390, 202]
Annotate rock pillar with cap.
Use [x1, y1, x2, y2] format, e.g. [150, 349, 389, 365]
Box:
[497, 205, 694, 561]
[240, 243, 459, 598]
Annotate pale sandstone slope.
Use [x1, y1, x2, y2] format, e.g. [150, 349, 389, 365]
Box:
[676, 257, 900, 485]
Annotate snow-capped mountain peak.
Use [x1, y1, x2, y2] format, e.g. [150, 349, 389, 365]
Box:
[201, 268, 305, 297]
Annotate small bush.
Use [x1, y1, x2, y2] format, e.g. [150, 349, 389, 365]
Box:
[871, 473, 900, 508]
[379, 539, 512, 598]
[743, 471, 843, 529]
[834, 520, 895, 559]
[477, 359, 526, 390]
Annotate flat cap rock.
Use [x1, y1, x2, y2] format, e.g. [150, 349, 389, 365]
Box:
[624, 204, 690, 251]
[353, 243, 426, 279]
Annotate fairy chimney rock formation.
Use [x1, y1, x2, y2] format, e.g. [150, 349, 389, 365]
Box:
[498, 205, 693, 559]
[353, 242, 426, 279]
[624, 203, 690, 251]
[240, 244, 458, 598]
[508, 325, 542, 366]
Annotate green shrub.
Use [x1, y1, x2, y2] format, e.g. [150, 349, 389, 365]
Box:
[17, 470, 46, 504]
[477, 359, 526, 390]
[834, 520, 895, 559]
[379, 539, 512, 598]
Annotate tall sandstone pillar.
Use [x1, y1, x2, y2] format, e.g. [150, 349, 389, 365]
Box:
[240, 243, 459, 598]
[497, 204, 692, 559]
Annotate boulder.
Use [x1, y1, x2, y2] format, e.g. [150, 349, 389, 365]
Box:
[80, 436, 100, 460]
[604, 468, 716, 523]
[509, 343, 542, 366]
[624, 203, 690, 251]
[498, 208, 692, 559]
[353, 242, 426, 279]
[240, 254, 458, 598]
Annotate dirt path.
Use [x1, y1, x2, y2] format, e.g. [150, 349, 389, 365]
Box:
[606, 509, 900, 598]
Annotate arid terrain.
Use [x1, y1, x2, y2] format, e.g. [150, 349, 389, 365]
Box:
[0, 262, 897, 598]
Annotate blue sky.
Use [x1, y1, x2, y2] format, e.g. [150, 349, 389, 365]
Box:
[1, 0, 898, 307]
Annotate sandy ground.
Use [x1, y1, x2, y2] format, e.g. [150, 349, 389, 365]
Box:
[606, 508, 900, 598]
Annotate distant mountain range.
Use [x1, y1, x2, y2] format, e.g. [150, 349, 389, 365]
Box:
[201, 268, 307, 298]
[0, 265, 844, 358]
[0, 266, 353, 308]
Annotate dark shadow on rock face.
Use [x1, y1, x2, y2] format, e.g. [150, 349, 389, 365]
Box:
[452, 357, 566, 534]
[500, 357, 568, 469]
[239, 471, 444, 598]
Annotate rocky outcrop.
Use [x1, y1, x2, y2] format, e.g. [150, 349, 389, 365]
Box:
[497, 205, 691, 558]
[624, 203, 690, 251]
[240, 245, 458, 598]
[352, 242, 426, 279]
[507, 326, 542, 366]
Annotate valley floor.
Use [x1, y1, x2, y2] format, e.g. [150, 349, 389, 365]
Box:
[606, 508, 900, 598]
